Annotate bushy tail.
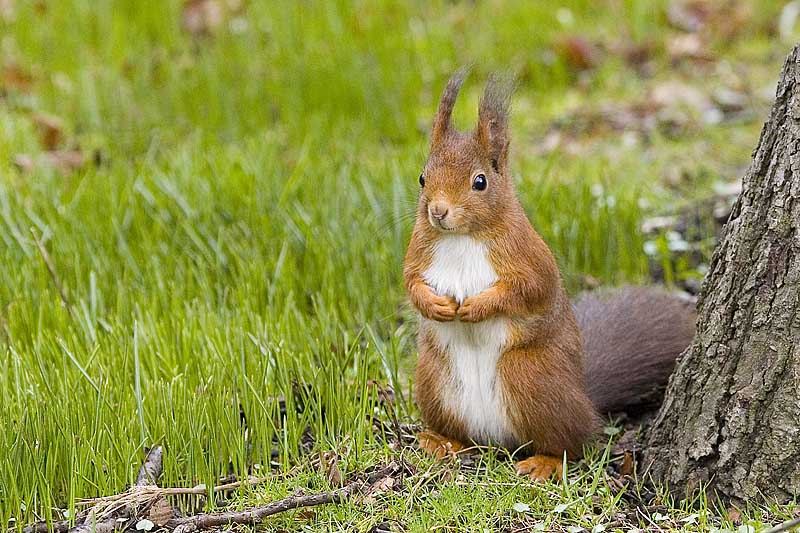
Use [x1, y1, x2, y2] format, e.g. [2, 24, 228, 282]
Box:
[573, 286, 696, 414]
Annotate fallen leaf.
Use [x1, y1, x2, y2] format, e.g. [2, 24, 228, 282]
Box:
[727, 508, 742, 524]
[147, 497, 175, 526]
[319, 451, 343, 487]
[368, 521, 395, 533]
[619, 451, 635, 477]
[296, 509, 317, 520]
[1, 63, 34, 93]
[618, 41, 656, 75]
[32, 113, 65, 150]
[555, 36, 601, 71]
[362, 474, 396, 504]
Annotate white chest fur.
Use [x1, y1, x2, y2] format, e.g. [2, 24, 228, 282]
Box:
[422, 235, 515, 446]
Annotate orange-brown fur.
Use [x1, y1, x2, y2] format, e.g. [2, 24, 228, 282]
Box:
[404, 70, 695, 480]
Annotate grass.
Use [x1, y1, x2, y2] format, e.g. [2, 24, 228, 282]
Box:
[0, 0, 798, 530]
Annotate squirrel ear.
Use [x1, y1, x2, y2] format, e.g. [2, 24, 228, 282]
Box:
[431, 67, 469, 148]
[475, 74, 514, 172]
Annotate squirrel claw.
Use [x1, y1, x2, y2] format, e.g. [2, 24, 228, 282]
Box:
[515, 455, 563, 482]
[417, 430, 464, 459]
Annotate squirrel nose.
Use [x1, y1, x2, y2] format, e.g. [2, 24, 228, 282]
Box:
[429, 202, 449, 220]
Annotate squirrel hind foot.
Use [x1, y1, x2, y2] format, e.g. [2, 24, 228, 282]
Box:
[515, 454, 563, 482]
[417, 430, 465, 459]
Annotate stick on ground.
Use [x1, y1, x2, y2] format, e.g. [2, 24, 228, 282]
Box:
[22, 448, 403, 533]
[166, 462, 403, 533]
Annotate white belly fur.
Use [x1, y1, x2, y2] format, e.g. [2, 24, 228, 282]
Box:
[422, 235, 515, 446]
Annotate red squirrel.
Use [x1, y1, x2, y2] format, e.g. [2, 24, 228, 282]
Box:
[403, 70, 696, 481]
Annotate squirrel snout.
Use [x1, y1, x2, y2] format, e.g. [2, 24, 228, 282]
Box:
[428, 201, 449, 221]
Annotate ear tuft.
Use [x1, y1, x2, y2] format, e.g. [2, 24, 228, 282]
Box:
[476, 73, 515, 170]
[430, 67, 470, 147]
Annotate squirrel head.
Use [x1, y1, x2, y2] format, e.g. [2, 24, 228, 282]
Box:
[417, 69, 516, 235]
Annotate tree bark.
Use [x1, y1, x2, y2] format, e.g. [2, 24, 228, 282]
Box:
[645, 45, 800, 503]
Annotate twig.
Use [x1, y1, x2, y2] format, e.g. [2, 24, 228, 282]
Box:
[165, 462, 403, 533]
[22, 521, 71, 533]
[77, 474, 272, 506]
[30, 228, 74, 320]
[69, 446, 167, 532]
[22, 451, 402, 533]
[764, 516, 800, 533]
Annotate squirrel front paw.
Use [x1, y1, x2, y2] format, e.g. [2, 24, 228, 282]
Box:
[456, 295, 491, 322]
[415, 286, 458, 322]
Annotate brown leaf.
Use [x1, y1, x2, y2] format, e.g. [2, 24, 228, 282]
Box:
[1, 63, 34, 93]
[32, 113, 65, 150]
[147, 497, 175, 526]
[727, 508, 742, 524]
[555, 36, 600, 71]
[619, 451, 635, 477]
[361, 475, 395, 505]
[319, 451, 343, 487]
[617, 41, 657, 75]
[296, 508, 317, 520]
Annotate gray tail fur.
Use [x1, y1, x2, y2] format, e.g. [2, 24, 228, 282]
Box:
[573, 286, 696, 414]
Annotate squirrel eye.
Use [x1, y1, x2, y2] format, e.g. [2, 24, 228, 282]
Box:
[472, 173, 487, 191]
[419, 174, 425, 187]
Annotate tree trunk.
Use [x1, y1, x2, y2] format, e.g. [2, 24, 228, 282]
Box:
[645, 45, 800, 503]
